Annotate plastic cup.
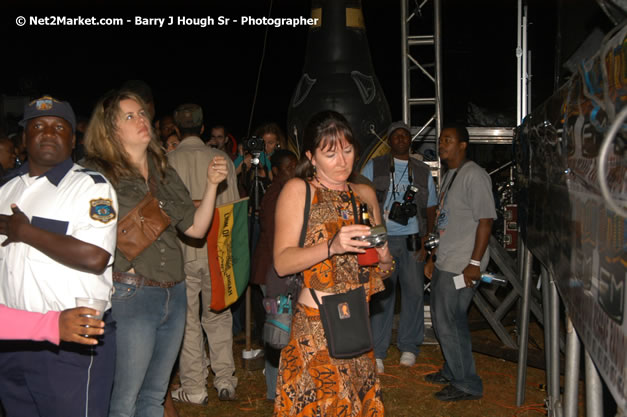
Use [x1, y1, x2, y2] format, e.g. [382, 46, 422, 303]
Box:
[75, 297, 108, 320]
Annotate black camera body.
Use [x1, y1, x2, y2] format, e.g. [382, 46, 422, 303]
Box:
[388, 185, 419, 225]
[245, 136, 265, 155]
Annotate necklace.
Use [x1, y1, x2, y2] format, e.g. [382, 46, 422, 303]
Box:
[314, 175, 352, 203]
[314, 175, 348, 192]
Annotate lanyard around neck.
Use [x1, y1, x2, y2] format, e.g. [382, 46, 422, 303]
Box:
[390, 157, 412, 199]
[438, 160, 467, 209]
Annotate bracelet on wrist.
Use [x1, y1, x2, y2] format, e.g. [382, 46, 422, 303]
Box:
[469, 259, 481, 267]
[375, 259, 396, 275]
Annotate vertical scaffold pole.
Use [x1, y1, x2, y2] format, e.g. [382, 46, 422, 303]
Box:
[401, 0, 409, 124]
[541, 267, 554, 416]
[564, 316, 580, 417]
[515, 247, 533, 406]
[585, 350, 604, 417]
[550, 270, 563, 417]
[434, 0, 443, 139]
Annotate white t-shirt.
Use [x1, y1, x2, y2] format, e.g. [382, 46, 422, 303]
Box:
[435, 161, 497, 273]
[0, 159, 118, 313]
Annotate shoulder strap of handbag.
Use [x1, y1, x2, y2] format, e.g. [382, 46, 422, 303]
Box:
[284, 180, 310, 296]
[299, 179, 311, 247]
[309, 287, 322, 307]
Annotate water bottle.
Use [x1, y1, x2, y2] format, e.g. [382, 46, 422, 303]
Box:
[480, 273, 507, 286]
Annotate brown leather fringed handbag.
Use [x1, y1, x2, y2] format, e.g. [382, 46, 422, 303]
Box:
[117, 192, 171, 261]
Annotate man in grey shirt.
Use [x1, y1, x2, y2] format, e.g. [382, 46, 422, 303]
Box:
[424, 124, 496, 401]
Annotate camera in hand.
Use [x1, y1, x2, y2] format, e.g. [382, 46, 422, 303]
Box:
[357, 225, 388, 248]
[353, 203, 388, 248]
[388, 185, 419, 225]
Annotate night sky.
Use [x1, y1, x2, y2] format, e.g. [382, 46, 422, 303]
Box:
[0, 0, 612, 140]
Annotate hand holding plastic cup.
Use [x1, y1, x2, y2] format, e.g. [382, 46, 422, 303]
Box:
[75, 297, 107, 338]
[75, 297, 107, 319]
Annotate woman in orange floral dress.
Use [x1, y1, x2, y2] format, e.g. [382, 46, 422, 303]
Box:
[273, 111, 394, 416]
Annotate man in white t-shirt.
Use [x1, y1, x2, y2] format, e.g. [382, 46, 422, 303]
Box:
[0, 96, 118, 417]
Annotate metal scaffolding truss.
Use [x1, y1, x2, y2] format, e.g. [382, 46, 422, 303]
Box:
[401, 0, 443, 174]
[401, 0, 513, 181]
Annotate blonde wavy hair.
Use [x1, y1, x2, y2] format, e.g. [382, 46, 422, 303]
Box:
[84, 90, 167, 185]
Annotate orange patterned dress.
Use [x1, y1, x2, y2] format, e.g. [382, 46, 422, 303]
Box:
[274, 184, 386, 417]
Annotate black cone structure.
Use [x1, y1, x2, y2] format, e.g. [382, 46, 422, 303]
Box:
[287, 0, 392, 168]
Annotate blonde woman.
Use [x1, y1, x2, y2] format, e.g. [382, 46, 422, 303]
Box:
[83, 90, 227, 417]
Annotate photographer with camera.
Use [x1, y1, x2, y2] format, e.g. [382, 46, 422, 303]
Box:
[231, 123, 285, 336]
[361, 121, 437, 373]
[233, 122, 285, 182]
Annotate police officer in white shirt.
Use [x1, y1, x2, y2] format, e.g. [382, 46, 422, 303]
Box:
[0, 96, 118, 417]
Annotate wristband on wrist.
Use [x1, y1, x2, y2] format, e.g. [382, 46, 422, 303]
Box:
[469, 259, 481, 267]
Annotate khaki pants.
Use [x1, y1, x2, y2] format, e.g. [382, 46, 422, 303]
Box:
[178, 259, 237, 395]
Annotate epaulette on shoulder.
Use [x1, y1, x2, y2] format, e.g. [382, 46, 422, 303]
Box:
[75, 168, 107, 184]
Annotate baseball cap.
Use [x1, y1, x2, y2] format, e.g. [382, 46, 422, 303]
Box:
[173, 103, 203, 128]
[19, 96, 77, 131]
[386, 120, 411, 138]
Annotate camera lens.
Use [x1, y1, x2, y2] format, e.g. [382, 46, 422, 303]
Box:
[424, 232, 439, 250]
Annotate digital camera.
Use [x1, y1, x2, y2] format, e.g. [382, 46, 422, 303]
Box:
[355, 225, 388, 248]
[424, 232, 440, 250]
[388, 185, 419, 225]
[245, 136, 265, 155]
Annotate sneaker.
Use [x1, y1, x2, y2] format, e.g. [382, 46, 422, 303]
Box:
[218, 387, 235, 401]
[399, 352, 416, 367]
[171, 387, 208, 405]
[425, 370, 449, 384]
[375, 358, 384, 373]
[434, 385, 482, 402]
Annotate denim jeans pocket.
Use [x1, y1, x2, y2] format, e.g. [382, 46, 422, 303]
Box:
[112, 282, 138, 301]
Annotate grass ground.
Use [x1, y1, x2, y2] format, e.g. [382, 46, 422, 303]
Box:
[170, 324, 579, 417]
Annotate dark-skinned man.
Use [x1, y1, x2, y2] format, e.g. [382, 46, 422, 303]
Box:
[361, 121, 438, 373]
[0, 136, 16, 185]
[423, 124, 496, 402]
[0, 96, 118, 417]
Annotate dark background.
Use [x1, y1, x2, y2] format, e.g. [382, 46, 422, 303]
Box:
[0, 0, 614, 140]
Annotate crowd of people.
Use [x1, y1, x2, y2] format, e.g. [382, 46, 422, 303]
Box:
[0, 80, 496, 416]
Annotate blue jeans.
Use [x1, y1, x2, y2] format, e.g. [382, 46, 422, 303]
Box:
[370, 235, 425, 359]
[431, 268, 483, 396]
[108, 281, 186, 417]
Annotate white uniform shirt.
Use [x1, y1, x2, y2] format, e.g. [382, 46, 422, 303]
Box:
[0, 159, 118, 313]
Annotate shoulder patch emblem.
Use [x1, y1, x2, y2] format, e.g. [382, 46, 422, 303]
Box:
[90, 198, 116, 223]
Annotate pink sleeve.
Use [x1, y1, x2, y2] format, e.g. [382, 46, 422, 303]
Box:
[0, 305, 61, 345]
